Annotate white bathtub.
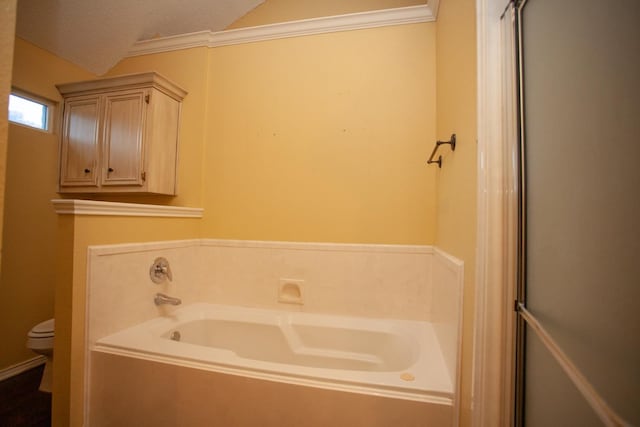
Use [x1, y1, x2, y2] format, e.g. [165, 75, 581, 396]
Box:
[93, 303, 453, 405]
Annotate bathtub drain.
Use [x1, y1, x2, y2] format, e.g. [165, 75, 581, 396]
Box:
[400, 372, 415, 382]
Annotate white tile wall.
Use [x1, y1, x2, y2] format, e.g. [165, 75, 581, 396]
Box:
[87, 240, 200, 348]
[197, 240, 434, 319]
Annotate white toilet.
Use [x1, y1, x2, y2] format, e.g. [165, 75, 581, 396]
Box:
[26, 318, 55, 392]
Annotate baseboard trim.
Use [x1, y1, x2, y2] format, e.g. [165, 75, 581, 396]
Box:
[0, 356, 47, 382]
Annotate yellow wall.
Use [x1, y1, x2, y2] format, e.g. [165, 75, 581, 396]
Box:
[96, 9, 440, 246]
[204, 24, 437, 243]
[0, 0, 16, 276]
[0, 38, 94, 371]
[435, 0, 477, 425]
[230, 0, 426, 28]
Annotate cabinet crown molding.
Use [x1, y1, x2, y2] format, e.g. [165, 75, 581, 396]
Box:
[56, 72, 187, 101]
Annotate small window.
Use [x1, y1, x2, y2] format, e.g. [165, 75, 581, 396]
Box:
[8, 90, 52, 131]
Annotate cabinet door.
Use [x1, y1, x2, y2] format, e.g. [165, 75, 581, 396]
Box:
[101, 90, 146, 187]
[59, 96, 100, 187]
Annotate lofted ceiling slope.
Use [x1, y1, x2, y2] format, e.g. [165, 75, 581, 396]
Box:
[15, 0, 265, 75]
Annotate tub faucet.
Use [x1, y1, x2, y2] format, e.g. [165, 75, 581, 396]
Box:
[154, 293, 182, 306]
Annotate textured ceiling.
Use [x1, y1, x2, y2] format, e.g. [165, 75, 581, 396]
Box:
[15, 0, 265, 75]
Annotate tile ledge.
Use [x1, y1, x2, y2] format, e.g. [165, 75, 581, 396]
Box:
[51, 199, 203, 218]
[200, 239, 434, 253]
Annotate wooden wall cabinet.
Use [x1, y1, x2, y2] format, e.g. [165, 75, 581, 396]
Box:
[56, 72, 187, 194]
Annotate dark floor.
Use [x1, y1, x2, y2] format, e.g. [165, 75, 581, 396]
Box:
[0, 364, 51, 427]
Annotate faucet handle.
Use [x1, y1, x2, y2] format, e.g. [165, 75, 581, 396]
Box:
[150, 257, 172, 284]
[159, 263, 172, 281]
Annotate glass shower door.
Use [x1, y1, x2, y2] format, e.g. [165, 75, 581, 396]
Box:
[515, 0, 640, 425]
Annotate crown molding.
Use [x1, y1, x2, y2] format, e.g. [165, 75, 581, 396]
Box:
[52, 199, 204, 218]
[427, 0, 440, 17]
[127, 31, 212, 57]
[127, 3, 437, 57]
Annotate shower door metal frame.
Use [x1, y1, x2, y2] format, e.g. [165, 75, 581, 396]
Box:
[511, 0, 527, 424]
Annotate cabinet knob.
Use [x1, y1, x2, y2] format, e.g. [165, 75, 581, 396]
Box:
[108, 167, 114, 173]
[84, 168, 90, 173]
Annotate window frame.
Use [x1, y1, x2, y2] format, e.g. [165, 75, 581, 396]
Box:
[8, 88, 56, 133]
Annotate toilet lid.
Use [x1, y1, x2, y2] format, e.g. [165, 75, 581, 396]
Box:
[29, 319, 55, 336]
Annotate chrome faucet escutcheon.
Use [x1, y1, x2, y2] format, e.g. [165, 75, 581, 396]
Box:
[150, 257, 172, 284]
[154, 293, 182, 306]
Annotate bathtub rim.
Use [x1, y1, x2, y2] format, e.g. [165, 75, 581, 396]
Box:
[91, 302, 454, 406]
